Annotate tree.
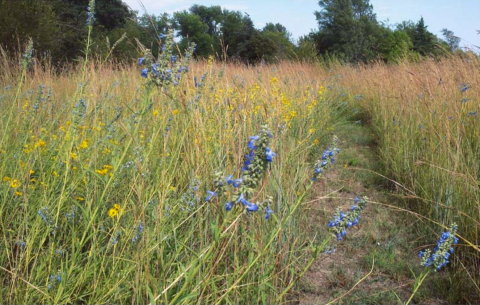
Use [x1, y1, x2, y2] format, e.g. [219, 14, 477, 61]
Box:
[380, 30, 413, 63]
[0, 0, 60, 59]
[313, 0, 384, 62]
[441, 28, 461, 51]
[296, 35, 319, 61]
[412, 17, 435, 56]
[137, 13, 171, 56]
[261, 23, 296, 61]
[174, 11, 215, 57]
[189, 5, 223, 37]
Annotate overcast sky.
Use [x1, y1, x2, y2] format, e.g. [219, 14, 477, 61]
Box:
[123, 0, 480, 50]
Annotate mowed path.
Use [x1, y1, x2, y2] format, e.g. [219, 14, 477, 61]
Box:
[295, 122, 447, 305]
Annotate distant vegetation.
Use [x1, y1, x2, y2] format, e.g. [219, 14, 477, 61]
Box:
[0, 0, 473, 65]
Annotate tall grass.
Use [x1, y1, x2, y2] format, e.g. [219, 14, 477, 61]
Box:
[332, 56, 480, 281]
[0, 43, 344, 303]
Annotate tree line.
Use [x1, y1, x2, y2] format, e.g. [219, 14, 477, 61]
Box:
[0, 0, 469, 65]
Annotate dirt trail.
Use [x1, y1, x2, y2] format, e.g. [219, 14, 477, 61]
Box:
[295, 123, 446, 305]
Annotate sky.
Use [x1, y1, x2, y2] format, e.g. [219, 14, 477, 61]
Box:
[123, 0, 480, 50]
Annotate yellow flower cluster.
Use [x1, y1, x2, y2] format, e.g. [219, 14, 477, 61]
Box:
[96, 165, 114, 176]
[108, 203, 123, 218]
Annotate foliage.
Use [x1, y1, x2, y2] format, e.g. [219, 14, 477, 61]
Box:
[379, 30, 414, 63]
[0, 0, 465, 64]
[442, 28, 461, 52]
[313, 0, 386, 62]
[0, 0, 60, 59]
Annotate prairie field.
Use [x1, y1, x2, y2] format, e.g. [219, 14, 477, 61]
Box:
[1, 44, 479, 304]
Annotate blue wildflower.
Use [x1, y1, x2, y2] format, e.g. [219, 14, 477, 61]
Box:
[265, 147, 276, 162]
[86, 0, 95, 26]
[141, 68, 148, 78]
[328, 196, 368, 241]
[132, 222, 144, 243]
[159, 33, 167, 39]
[206, 191, 217, 202]
[15, 240, 26, 248]
[248, 135, 259, 150]
[265, 207, 273, 220]
[86, 12, 95, 26]
[246, 202, 258, 212]
[460, 83, 470, 92]
[152, 64, 159, 76]
[237, 193, 247, 205]
[419, 223, 458, 270]
[138, 57, 145, 65]
[171, 55, 177, 63]
[226, 175, 243, 188]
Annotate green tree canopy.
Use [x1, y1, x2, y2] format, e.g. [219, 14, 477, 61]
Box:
[313, 0, 386, 62]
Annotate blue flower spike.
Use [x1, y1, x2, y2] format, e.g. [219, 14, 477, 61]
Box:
[312, 135, 339, 181]
[328, 196, 368, 241]
[419, 223, 458, 271]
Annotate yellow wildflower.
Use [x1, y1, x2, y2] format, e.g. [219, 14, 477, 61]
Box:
[10, 179, 21, 188]
[96, 168, 108, 176]
[96, 165, 113, 176]
[108, 208, 118, 218]
[79, 140, 89, 149]
[172, 109, 179, 115]
[34, 139, 46, 149]
[71, 152, 77, 160]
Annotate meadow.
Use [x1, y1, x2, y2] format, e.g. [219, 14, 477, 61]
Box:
[1, 34, 479, 304]
[0, 34, 348, 303]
